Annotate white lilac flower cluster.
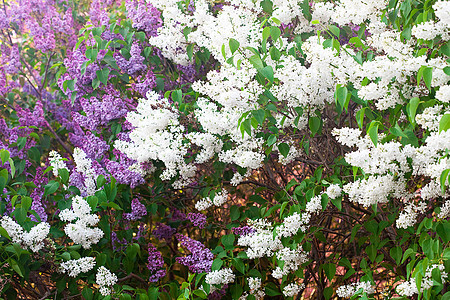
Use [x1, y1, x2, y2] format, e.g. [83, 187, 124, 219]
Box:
[336, 281, 375, 298]
[396, 264, 448, 297]
[72, 148, 98, 196]
[59, 195, 104, 249]
[0, 216, 50, 252]
[411, 0, 450, 41]
[334, 119, 450, 227]
[95, 266, 118, 296]
[48, 150, 67, 177]
[195, 188, 229, 211]
[282, 283, 305, 298]
[60, 257, 96, 277]
[237, 219, 282, 259]
[272, 246, 308, 279]
[114, 91, 195, 189]
[205, 268, 235, 285]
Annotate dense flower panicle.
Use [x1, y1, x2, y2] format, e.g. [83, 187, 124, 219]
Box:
[147, 243, 166, 282]
[397, 264, 448, 296]
[29, 167, 48, 222]
[282, 283, 304, 298]
[152, 223, 176, 240]
[336, 281, 375, 298]
[132, 70, 157, 96]
[123, 198, 147, 221]
[60, 257, 96, 277]
[205, 268, 235, 285]
[187, 212, 207, 229]
[96, 266, 117, 296]
[49, 150, 67, 177]
[59, 195, 104, 249]
[175, 233, 213, 273]
[272, 247, 308, 279]
[0, 216, 50, 252]
[232, 226, 256, 237]
[111, 232, 128, 252]
[125, 0, 162, 36]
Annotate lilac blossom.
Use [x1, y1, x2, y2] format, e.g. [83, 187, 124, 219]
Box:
[187, 213, 207, 229]
[123, 198, 147, 221]
[2, 45, 21, 74]
[114, 42, 145, 75]
[111, 232, 128, 252]
[232, 226, 256, 237]
[29, 167, 48, 222]
[125, 0, 162, 37]
[147, 243, 166, 282]
[170, 208, 187, 222]
[175, 234, 213, 273]
[152, 223, 176, 241]
[132, 70, 157, 96]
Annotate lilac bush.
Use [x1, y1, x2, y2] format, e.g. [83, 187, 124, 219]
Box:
[0, 0, 449, 299]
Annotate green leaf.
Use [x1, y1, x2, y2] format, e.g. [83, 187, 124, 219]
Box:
[440, 169, 450, 194]
[270, 26, 281, 42]
[308, 116, 321, 135]
[329, 25, 340, 38]
[269, 47, 281, 61]
[44, 181, 60, 196]
[390, 246, 402, 265]
[8, 158, 15, 178]
[278, 143, 290, 157]
[249, 54, 264, 70]
[423, 66, 432, 90]
[230, 206, 240, 221]
[211, 258, 223, 271]
[221, 234, 235, 249]
[0, 226, 11, 240]
[0, 149, 10, 165]
[9, 259, 23, 277]
[367, 121, 380, 147]
[172, 90, 182, 104]
[96, 68, 110, 86]
[323, 263, 336, 281]
[390, 123, 408, 138]
[260, 65, 274, 83]
[252, 109, 265, 125]
[232, 258, 245, 274]
[229, 38, 240, 54]
[267, 134, 277, 146]
[335, 86, 348, 110]
[406, 97, 419, 124]
[439, 114, 450, 133]
[437, 222, 450, 243]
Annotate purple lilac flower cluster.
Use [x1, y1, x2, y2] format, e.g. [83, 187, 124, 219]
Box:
[152, 223, 176, 241]
[123, 198, 147, 221]
[125, 0, 162, 37]
[147, 243, 166, 282]
[232, 226, 256, 237]
[187, 212, 207, 229]
[29, 167, 49, 222]
[114, 42, 146, 75]
[175, 233, 213, 273]
[111, 232, 128, 252]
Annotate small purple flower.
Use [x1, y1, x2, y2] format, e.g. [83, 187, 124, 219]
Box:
[111, 232, 128, 252]
[175, 234, 213, 273]
[232, 226, 256, 237]
[152, 223, 176, 241]
[126, 0, 162, 37]
[147, 243, 166, 282]
[123, 198, 147, 221]
[30, 167, 48, 222]
[170, 208, 187, 222]
[187, 213, 207, 229]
